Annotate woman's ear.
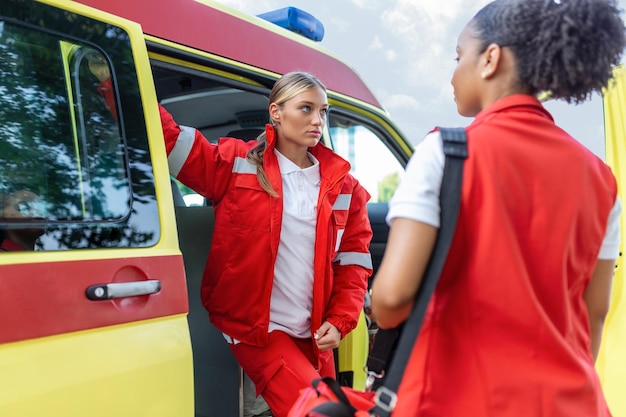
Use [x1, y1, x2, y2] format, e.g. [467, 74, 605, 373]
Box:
[480, 43, 502, 80]
[269, 103, 281, 124]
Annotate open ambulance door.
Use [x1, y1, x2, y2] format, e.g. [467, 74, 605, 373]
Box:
[0, 1, 192, 416]
[598, 64, 626, 417]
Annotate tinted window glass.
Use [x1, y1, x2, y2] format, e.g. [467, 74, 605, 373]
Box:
[0, 10, 158, 250]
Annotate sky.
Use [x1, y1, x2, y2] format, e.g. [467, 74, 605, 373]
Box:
[213, 0, 626, 159]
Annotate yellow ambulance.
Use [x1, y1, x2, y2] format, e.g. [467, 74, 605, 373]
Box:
[1, 0, 624, 416]
[0, 0, 408, 415]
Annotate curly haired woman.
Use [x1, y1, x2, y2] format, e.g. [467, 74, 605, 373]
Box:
[372, 0, 625, 416]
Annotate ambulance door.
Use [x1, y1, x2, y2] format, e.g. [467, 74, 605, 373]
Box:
[0, 1, 192, 416]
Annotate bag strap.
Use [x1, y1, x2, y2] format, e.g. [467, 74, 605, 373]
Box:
[372, 127, 468, 416]
[309, 401, 356, 417]
[365, 326, 401, 381]
[366, 128, 467, 381]
[308, 377, 357, 417]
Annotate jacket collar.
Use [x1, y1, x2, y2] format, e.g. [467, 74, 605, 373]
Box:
[474, 94, 554, 124]
[264, 123, 351, 181]
[265, 123, 277, 151]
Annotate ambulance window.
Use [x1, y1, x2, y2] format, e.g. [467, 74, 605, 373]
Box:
[328, 112, 404, 202]
[65, 46, 129, 220]
[0, 16, 159, 250]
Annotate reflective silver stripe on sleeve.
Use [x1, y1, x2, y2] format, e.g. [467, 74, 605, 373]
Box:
[232, 157, 257, 174]
[168, 125, 196, 177]
[334, 252, 373, 269]
[333, 194, 352, 211]
[335, 229, 345, 252]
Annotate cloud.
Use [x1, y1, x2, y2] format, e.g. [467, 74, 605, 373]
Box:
[328, 16, 352, 33]
[370, 35, 383, 51]
[386, 50, 398, 62]
[368, 35, 398, 62]
[349, 0, 381, 11]
[381, 1, 452, 47]
[376, 0, 491, 91]
[382, 93, 421, 112]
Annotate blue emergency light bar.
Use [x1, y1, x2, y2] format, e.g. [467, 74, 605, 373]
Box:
[257, 7, 325, 42]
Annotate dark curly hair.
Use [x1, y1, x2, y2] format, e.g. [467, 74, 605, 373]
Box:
[470, 0, 626, 103]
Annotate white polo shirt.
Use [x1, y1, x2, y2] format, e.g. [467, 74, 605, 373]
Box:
[267, 149, 321, 338]
[223, 150, 321, 344]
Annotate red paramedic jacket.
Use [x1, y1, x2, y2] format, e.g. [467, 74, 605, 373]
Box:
[159, 106, 373, 354]
[394, 95, 616, 417]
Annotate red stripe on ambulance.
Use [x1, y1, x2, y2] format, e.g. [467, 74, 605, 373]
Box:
[0, 255, 188, 344]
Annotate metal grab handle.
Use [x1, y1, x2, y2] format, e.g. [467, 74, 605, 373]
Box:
[86, 280, 161, 300]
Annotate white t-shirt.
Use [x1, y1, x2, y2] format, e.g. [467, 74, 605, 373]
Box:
[387, 131, 621, 260]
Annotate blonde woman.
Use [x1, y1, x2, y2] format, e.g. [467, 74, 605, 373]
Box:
[161, 72, 373, 417]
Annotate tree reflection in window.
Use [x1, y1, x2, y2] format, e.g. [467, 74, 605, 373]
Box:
[0, 14, 158, 250]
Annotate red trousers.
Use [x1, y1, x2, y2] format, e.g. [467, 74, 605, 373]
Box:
[230, 331, 336, 417]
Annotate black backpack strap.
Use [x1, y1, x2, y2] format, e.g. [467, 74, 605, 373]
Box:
[372, 127, 468, 416]
[365, 325, 402, 387]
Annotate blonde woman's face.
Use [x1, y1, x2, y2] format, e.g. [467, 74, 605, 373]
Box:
[270, 87, 328, 149]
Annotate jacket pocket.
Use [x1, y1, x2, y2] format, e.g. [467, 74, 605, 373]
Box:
[224, 174, 271, 231]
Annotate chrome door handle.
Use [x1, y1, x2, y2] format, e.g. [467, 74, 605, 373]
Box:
[86, 280, 161, 300]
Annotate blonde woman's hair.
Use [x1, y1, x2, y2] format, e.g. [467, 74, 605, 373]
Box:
[246, 72, 327, 197]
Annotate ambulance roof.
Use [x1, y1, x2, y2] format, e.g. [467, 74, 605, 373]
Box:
[75, 0, 382, 107]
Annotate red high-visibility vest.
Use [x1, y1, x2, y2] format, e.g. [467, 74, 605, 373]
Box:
[396, 95, 616, 417]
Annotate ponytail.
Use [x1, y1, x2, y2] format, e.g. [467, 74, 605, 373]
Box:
[246, 131, 279, 197]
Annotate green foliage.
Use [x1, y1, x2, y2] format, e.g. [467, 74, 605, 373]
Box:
[377, 172, 400, 203]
